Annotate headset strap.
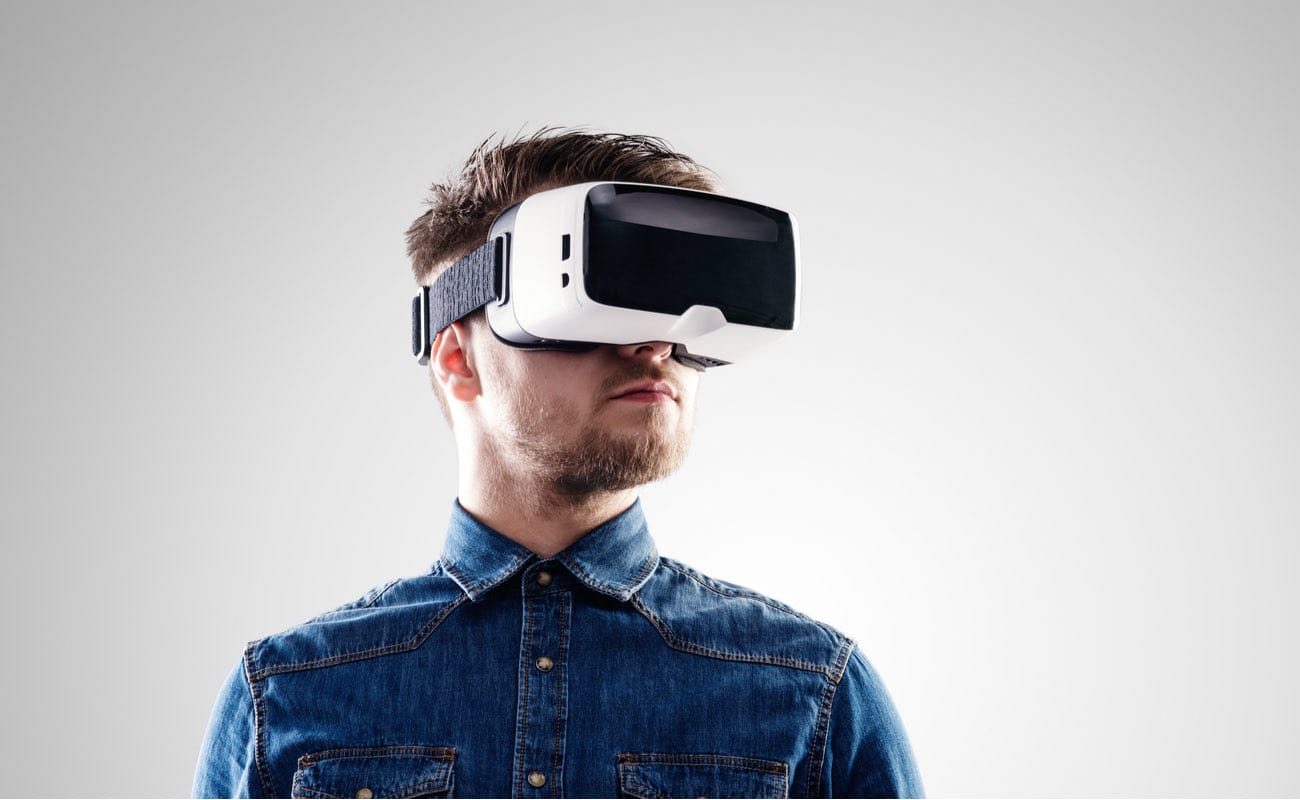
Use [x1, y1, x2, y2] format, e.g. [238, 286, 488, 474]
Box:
[411, 240, 499, 364]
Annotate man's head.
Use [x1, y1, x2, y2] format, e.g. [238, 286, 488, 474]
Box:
[407, 129, 716, 504]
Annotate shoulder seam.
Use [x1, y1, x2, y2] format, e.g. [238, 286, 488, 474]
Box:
[661, 559, 800, 612]
[659, 558, 847, 642]
[302, 577, 409, 625]
[364, 578, 403, 607]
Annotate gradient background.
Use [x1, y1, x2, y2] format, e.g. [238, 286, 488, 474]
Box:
[2, 1, 1297, 796]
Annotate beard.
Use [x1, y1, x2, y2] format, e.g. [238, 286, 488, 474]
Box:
[546, 409, 691, 498]
[490, 369, 693, 503]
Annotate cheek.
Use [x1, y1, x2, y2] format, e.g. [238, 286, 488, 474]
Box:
[476, 356, 539, 426]
[501, 359, 597, 424]
[530, 356, 603, 400]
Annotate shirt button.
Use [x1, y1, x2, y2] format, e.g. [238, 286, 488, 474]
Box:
[527, 770, 547, 788]
[536, 570, 552, 587]
[535, 655, 554, 672]
[355, 789, 373, 799]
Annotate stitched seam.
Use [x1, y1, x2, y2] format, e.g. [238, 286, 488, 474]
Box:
[249, 595, 468, 680]
[623, 550, 659, 594]
[662, 557, 850, 661]
[806, 675, 838, 798]
[625, 761, 780, 774]
[515, 593, 534, 797]
[293, 777, 448, 799]
[830, 635, 854, 685]
[559, 554, 616, 597]
[617, 753, 788, 774]
[293, 746, 458, 798]
[632, 594, 828, 674]
[244, 642, 277, 798]
[362, 578, 402, 608]
[664, 558, 847, 650]
[662, 559, 824, 625]
[553, 598, 564, 796]
[619, 773, 786, 799]
[485, 552, 533, 594]
[439, 557, 479, 596]
[304, 579, 405, 624]
[550, 593, 569, 798]
[630, 595, 835, 677]
[617, 754, 788, 799]
[298, 746, 456, 765]
[805, 638, 853, 797]
[446, 551, 533, 600]
[560, 549, 656, 599]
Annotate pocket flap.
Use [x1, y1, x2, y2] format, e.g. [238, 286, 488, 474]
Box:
[291, 745, 456, 799]
[617, 752, 789, 798]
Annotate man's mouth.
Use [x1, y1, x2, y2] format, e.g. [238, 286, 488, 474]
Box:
[609, 380, 678, 403]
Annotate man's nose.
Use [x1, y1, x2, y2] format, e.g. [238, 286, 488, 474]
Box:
[615, 340, 674, 363]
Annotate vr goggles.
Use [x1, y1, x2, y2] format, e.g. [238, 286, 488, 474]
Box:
[411, 181, 799, 370]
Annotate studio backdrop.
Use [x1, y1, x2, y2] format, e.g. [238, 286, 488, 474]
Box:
[1, 1, 1297, 796]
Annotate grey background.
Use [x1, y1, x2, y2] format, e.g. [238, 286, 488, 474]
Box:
[2, 1, 1297, 796]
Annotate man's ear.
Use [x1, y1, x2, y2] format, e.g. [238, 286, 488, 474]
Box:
[431, 320, 481, 404]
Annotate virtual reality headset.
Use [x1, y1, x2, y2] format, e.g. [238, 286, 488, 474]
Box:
[411, 181, 799, 370]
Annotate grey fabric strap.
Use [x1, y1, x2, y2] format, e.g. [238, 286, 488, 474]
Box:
[411, 240, 498, 364]
[428, 240, 497, 333]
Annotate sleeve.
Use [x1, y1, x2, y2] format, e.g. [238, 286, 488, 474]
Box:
[192, 656, 263, 798]
[819, 644, 925, 798]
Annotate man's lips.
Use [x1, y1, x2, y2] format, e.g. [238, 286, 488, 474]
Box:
[609, 380, 678, 403]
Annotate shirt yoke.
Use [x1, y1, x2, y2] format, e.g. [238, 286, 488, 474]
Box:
[243, 566, 467, 683]
[632, 557, 856, 684]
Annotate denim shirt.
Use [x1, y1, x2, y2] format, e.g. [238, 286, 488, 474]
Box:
[194, 500, 923, 798]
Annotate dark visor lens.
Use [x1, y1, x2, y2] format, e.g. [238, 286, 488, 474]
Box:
[583, 185, 796, 330]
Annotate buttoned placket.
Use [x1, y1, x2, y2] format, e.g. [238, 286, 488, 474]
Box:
[512, 564, 571, 798]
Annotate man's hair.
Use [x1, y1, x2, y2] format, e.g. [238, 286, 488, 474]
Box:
[405, 128, 718, 286]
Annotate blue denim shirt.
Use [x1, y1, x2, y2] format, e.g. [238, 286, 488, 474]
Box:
[194, 500, 923, 798]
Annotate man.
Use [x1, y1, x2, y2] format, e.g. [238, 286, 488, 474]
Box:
[193, 129, 923, 798]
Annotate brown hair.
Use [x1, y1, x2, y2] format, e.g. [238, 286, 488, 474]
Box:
[405, 128, 718, 286]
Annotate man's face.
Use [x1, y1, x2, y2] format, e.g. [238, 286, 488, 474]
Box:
[468, 321, 699, 498]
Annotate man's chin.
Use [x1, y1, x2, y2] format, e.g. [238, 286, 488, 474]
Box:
[552, 426, 691, 497]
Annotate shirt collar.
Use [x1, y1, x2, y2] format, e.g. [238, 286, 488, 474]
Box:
[438, 498, 659, 603]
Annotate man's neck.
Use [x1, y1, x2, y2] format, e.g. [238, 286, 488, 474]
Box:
[457, 466, 638, 559]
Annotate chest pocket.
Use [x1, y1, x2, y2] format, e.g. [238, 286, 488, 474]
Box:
[616, 753, 789, 798]
[290, 745, 456, 799]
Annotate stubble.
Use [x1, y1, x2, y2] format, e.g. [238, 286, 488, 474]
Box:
[490, 366, 693, 509]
